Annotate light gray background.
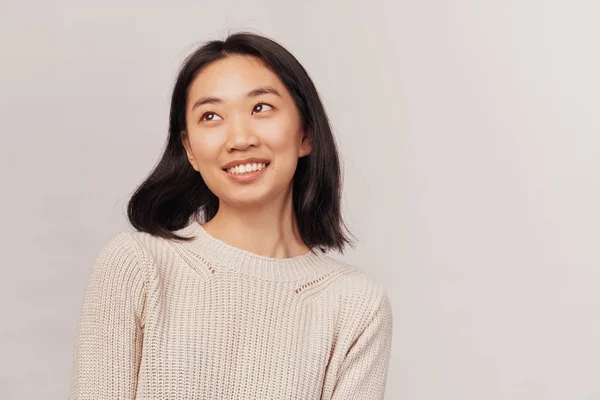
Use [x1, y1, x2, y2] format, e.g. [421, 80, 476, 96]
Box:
[1, 1, 599, 399]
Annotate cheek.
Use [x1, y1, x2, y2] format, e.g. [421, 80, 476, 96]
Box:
[260, 118, 301, 150]
[188, 131, 221, 162]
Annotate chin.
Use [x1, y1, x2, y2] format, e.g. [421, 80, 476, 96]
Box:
[221, 186, 271, 203]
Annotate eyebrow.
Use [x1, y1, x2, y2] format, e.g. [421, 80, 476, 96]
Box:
[191, 86, 282, 111]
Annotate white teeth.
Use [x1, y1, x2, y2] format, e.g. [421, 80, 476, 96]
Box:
[227, 163, 267, 174]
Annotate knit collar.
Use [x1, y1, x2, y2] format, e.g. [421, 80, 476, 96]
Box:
[174, 220, 337, 282]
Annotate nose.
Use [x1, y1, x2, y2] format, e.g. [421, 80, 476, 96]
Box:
[225, 112, 260, 151]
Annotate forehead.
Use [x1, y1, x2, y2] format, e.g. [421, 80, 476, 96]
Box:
[188, 55, 287, 102]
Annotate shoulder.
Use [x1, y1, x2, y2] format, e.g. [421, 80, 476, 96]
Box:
[101, 229, 200, 280]
[91, 230, 162, 286]
[96, 231, 152, 267]
[320, 255, 392, 324]
[322, 255, 389, 301]
[99, 228, 183, 266]
[83, 232, 151, 326]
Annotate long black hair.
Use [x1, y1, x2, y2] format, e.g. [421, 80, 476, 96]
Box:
[127, 31, 355, 254]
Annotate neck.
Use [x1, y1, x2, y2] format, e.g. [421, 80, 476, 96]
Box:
[176, 221, 336, 282]
[202, 197, 310, 260]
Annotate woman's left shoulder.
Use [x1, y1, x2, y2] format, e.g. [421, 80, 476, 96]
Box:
[319, 255, 391, 315]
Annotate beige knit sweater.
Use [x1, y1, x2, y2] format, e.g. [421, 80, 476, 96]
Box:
[69, 220, 393, 399]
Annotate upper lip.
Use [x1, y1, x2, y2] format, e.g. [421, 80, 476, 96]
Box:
[222, 157, 271, 170]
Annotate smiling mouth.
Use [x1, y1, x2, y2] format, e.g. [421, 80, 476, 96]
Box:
[222, 162, 271, 174]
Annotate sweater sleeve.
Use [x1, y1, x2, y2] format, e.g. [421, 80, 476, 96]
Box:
[69, 232, 148, 400]
[329, 290, 394, 400]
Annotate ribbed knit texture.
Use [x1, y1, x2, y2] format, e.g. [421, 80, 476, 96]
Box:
[69, 220, 393, 399]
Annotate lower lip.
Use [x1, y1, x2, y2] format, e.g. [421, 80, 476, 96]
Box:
[223, 164, 270, 182]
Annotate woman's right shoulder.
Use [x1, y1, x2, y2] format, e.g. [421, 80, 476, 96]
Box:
[96, 229, 179, 272]
[97, 231, 145, 262]
[79, 231, 150, 339]
[93, 230, 159, 274]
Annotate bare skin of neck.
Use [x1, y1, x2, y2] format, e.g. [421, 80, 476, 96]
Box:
[201, 189, 311, 259]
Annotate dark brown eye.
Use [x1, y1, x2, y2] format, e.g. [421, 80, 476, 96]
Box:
[253, 103, 273, 114]
[200, 112, 222, 122]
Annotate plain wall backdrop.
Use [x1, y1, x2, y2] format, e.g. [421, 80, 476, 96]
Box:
[1, 1, 598, 399]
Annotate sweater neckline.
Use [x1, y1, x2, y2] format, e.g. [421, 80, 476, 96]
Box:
[176, 220, 336, 281]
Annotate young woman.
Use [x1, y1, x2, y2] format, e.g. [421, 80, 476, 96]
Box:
[70, 32, 393, 399]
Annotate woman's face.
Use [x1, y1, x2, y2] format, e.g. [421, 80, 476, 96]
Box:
[182, 55, 312, 208]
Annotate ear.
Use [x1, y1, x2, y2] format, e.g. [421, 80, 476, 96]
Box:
[180, 130, 199, 171]
[299, 128, 312, 158]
